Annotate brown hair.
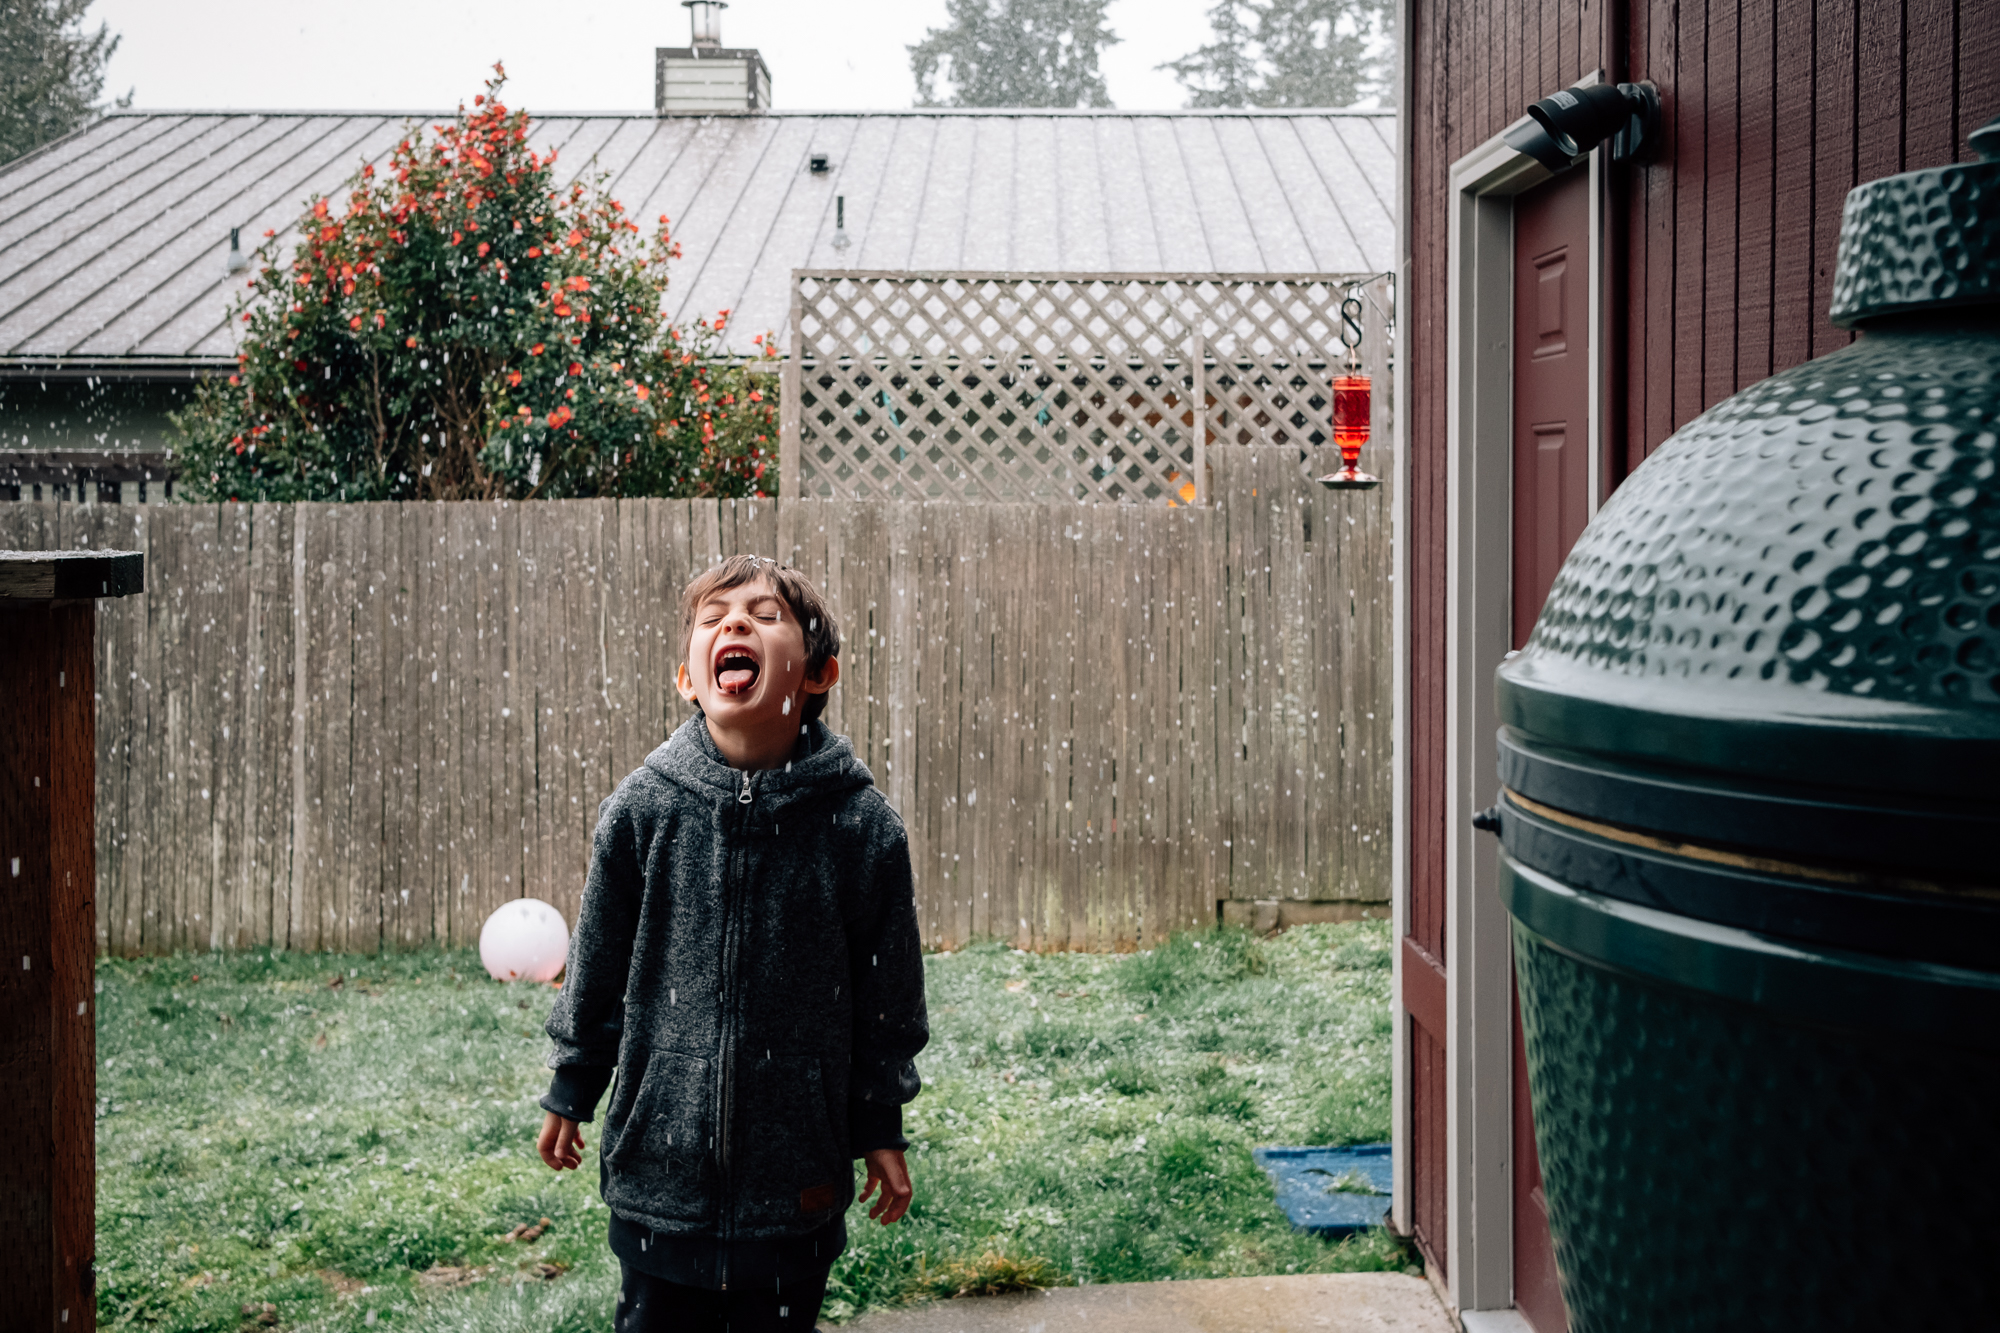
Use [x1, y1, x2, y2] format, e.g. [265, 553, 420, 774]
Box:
[678, 555, 842, 724]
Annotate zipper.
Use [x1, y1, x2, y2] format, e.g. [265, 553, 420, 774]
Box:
[716, 773, 754, 1288]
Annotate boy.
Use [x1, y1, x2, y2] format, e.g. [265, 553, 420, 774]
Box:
[536, 554, 928, 1332]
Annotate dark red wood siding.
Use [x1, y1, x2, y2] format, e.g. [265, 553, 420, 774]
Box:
[1402, 0, 1995, 1287]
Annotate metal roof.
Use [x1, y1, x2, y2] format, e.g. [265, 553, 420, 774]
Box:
[0, 108, 1395, 370]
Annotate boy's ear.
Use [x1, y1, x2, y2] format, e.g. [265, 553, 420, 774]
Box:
[675, 661, 701, 705]
[801, 655, 840, 697]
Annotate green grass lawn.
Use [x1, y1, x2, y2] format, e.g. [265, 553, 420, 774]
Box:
[95, 920, 1409, 1331]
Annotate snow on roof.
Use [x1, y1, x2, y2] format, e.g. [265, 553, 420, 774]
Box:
[0, 107, 1395, 371]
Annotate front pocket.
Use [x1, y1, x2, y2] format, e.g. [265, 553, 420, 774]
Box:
[730, 1053, 849, 1229]
[603, 1049, 716, 1224]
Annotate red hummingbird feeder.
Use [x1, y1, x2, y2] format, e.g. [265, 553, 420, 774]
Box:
[1319, 290, 1380, 491]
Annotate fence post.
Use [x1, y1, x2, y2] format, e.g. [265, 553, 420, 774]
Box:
[1191, 330, 1208, 506]
[780, 270, 803, 499]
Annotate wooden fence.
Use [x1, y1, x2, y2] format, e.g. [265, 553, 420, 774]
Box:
[0, 445, 1391, 955]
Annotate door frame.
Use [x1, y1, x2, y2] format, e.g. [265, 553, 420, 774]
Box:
[1425, 88, 1608, 1323]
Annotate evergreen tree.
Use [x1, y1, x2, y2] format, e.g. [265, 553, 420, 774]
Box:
[1161, 0, 1393, 110]
[1159, 0, 1258, 110]
[910, 0, 1118, 109]
[1252, 0, 1380, 108]
[0, 0, 127, 164]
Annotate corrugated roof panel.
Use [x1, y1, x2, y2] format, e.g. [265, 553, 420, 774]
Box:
[958, 117, 1020, 270]
[838, 116, 917, 270]
[1207, 115, 1320, 271]
[628, 118, 729, 240]
[0, 117, 243, 293]
[1128, 118, 1211, 272]
[673, 117, 811, 325]
[713, 118, 855, 335]
[0, 109, 1395, 365]
[0, 115, 182, 235]
[1238, 117, 1361, 272]
[1051, 118, 1112, 272]
[111, 117, 404, 358]
[58, 116, 400, 358]
[903, 116, 979, 272]
[1092, 117, 1165, 271]
[654, 117, 778, 324]
[1004, 118, 1061, 272]
[1293, 117, 1393, 271]
[2, 116, 343, 355]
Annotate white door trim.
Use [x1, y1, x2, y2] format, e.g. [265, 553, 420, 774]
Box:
[1440, 96, 1607, 1315]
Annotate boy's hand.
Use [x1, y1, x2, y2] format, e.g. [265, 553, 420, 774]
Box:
[859, 1148, 913, 1225]
[538, 1112, 585, 1171]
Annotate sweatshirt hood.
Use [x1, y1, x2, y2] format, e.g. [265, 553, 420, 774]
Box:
[644, 713, 875, 817]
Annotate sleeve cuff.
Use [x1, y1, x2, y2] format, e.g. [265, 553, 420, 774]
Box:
[847, 1095, 907, 1156]
[541, 1064, 616, 1124]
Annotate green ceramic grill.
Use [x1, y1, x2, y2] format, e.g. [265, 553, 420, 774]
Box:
[1491, 117, 2000, 1330]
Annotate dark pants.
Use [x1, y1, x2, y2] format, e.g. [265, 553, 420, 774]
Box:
[615, 1262, 831, 1332]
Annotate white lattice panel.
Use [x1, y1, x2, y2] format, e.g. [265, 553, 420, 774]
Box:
[781, 272, 1391, 503]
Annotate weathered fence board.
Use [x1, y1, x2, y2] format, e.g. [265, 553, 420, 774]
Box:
[2, 448, 1390, 954]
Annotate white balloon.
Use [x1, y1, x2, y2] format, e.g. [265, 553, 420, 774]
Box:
[478, 898, 570, 983]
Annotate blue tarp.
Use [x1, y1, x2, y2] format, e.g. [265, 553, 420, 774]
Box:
[1252, 1144, 1393, 1233]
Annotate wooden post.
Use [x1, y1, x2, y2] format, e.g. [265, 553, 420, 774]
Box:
[1, 549, 143, 1333]
[1191, 330, 1208, 505]
[780, 270, 804, 499]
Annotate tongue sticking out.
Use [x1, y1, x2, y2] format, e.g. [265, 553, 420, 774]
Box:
[718, 656, 758, 693]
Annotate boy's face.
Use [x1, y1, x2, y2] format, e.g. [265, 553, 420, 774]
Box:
[675, 576, 836, 744]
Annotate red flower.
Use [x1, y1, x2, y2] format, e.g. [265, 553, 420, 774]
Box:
[565, 229, 584, 247]
[349, 315, 363, 329]
[547, 405, 573, 427]
[634, 384, 651, 402]
[508, 370, 522, 386]
[565, 275, 590, 292]
[530, 343, 544, 355]
[477, 242, 490, 257]
[406, 336, 418, 348]
[567, 361, 582, 376]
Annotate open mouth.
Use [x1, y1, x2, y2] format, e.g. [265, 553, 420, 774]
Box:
[714, 645, 761, 695]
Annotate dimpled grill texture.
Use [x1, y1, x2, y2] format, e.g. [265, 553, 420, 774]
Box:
[1524, 326, 2000, 705]
[1830, 161, 2000, 326]
[1513, 926, 2000, 1331]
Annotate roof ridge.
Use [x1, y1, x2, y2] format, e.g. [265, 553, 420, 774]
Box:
[99, 106, 1395, 120]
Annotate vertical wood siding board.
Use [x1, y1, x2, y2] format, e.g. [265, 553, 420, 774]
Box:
[1769, 0, 1819, 378]
[1671, 0, 1711, 430]
[1855, 0, 1906, 183]
[216, 505, 252, 949]
[481, 503, 507, 938]
[410, 501, 439, 947]
[249, 504, 287, 950]
[525, 503, 554, 911]
[1734, 0, 1777, 391]
[1962, 0, 2000, 162]
[114, 505, 153, 953]
[1901, 0, 1956, 170]
[296, 503, 326, 953]
[1701, 0, 1742, 409]
[1641, 0, 1679, 458]
[159, 505, 191, 953]
[611, 499, 639, 787]
[559, 503, 589, 933]
[332, 507, 361, 952]
[375, 504, 405, 948]
[1810, 0, 1859, 361]
[1045, 502, 1069, 953]
[362, 504, 393, 952]
[190, 505, 224, 953]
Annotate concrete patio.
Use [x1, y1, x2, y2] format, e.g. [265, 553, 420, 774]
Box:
[839, 1272, 1454, 1333]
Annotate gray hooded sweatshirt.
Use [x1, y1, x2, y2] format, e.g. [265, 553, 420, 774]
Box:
[541, 714, 928, 1248]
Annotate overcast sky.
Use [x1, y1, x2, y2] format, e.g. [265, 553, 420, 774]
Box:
[91, 0, 1220, 114]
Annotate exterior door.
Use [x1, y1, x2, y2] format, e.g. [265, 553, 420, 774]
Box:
[1506, 166, 1592, 1333]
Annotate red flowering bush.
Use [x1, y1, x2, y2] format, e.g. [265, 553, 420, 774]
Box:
[174, 66, 779, 502]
